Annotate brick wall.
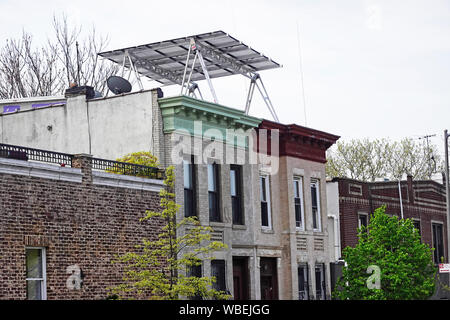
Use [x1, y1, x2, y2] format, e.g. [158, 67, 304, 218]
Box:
[0, 155, 164, 300]
[335, 177, 448, 261]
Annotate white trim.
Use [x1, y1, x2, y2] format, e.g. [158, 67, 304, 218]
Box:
[25, 247, 47, 300]
[0, 158, 82, 182]
[357, 212, 369, 229]
[92, 170, 164, 192]
[0, 95, 65, 104]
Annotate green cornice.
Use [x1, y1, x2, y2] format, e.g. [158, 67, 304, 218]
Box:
[158, 95, 262, 148]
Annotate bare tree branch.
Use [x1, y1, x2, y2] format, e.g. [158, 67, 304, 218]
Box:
[0, 14, 118, 99]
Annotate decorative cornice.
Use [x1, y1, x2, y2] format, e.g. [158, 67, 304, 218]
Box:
[257, 119, 340, 163]
[158, 95, 262, 148]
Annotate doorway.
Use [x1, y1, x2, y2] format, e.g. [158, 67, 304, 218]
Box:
[232, 257, 249, 300]
[260, 258, 278, 300]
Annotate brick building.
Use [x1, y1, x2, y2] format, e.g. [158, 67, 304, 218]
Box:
[0, 146, 165, 299]
[327, 176, 448, 264]
[0, 88, 340, 300]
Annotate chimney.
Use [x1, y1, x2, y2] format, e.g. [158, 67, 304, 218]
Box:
[64, 84, 95, 99]
[407, 175, 414, 204]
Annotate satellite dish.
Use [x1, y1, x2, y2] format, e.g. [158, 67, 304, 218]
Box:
[107, 76, 132, 94]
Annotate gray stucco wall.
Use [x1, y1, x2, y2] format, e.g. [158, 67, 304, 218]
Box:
[0, 90, 154, 160]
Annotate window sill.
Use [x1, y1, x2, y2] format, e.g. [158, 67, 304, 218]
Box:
[210, 221, 226, 228]
[232, 224, 246, 230]
[261, 227, 274, 234]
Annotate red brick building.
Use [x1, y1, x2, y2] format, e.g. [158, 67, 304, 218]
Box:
[328, 176, 448, 264]
[0, 144, 165, 299]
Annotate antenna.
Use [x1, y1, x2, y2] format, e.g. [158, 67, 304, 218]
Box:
[106, 76, 132, 95]
[418, 134, 437, 179]
[296, 20, 307, 126]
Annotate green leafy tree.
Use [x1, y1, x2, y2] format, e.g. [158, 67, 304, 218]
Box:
[106, 151, 160, 178]
[334, 206, 436, 300]
[111, 165, 230, 300]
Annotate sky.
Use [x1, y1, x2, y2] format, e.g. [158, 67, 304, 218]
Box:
[1, 0, 450, 157]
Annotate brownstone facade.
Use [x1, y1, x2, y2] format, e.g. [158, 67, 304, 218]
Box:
[0, 154, 164, 299]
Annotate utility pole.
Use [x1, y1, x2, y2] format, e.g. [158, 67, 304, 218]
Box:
[444, 130, 450, 263]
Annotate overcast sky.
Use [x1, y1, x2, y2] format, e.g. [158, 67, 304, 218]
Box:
[1, 0, 449, 156]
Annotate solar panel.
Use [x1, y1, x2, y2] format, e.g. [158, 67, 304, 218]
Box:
[98, 31, 281, 86]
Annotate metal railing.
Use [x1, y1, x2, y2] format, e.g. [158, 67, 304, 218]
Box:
[91, 157, 165, 180]
[0, 143, 165, 180]
[0, 143, 73, 167]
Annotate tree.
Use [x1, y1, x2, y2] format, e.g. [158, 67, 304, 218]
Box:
[111, 165, 230, 300]
[326, 137, 442, 181]
[0, 14, 117, 99]
[334, 206, 435, 300]
[106, 151, 160, 178]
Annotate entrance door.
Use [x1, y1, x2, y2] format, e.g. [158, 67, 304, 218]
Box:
[315, 264, 326, 300]
[232, 257, 249, 300]
[298, 264, 309, 300]
[260, 258, 278, 300]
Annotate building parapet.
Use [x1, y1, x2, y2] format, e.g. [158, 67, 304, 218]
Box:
[0, 143, 165, 192]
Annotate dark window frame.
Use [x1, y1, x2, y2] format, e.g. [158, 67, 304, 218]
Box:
[298, 263, 309, 300]
[231, 165, 244, 225]
[211, 260, 226, 293]
[184, 156, 196, 217]
[208, 162, 221, 222]
[432, 222, 444, 264]
[315, 263, 326, 300]
[260, 175, 271, 228]
[293, 177, 304, 230]
[311, 179, 321, 231]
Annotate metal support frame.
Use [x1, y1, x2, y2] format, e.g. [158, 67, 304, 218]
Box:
[121, 51, 144, 91]
[244, 73, 279, 122]
[113, 37, 281, 122]
[180, 39, 218, 103]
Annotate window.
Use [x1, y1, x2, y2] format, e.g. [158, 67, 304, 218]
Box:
[315, 263, 326, 300]
[26, 247, 46, 300]
[358, 213, 368, 230]
[230, 165, 243, 225]
[298, 264, 309, 300]
[293, 177, 305, 230]
[208, 163, 221, 222]
[187, 264, 203, 300]
[311, 179, 321, 231]
[432, 223, 444, 264]
[183, 157, 196, 217]
[260, 175, 272, 229]
[211, 260, 226, 293]
[413, 220, 421, 238]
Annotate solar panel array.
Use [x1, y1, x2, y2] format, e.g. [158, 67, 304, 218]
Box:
[98, 31, 281, 86]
